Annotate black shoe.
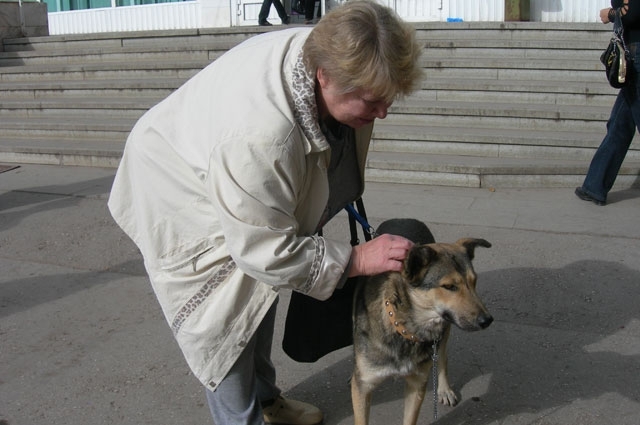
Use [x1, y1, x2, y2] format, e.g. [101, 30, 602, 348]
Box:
[259, 21, 272, 26]
[575, 187, 606, 206]
[282, 16, 290, 24]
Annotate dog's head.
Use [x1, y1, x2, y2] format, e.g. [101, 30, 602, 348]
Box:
[402, 238, 493, 331]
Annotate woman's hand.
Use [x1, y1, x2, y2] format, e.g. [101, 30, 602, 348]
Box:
[600, 7, 612, 23]
[348, 233, 413, 277]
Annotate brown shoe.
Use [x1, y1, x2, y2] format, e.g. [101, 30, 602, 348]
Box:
[263, 397, 323, 425]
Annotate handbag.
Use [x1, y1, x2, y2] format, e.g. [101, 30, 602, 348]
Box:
[601, 10, 630, 88]
[282, 198, 373, 362]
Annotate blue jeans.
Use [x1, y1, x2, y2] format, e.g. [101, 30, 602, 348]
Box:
[581, 43, 640, 202]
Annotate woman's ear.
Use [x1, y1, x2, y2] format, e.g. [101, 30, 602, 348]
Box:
[316, 67, 329, 89]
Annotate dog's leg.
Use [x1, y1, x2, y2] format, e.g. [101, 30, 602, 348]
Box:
[351, 371, 379, 425]
[436, 326, 458, 406]
[402, 372, 429, 425]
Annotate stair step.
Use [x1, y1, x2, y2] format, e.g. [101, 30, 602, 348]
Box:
[0, 59, 206, 79]
[0, 78, 180, 99]
[371, 124, 609, 155]
[0, 50, 212, 67]
[392, 100, 609, 119]
[413, 22, 609, 41]
[414, 88, 615, 107]
[417, 78, 616, 105]
[0, 39, 236, 58]
[0, 137, 123, 167]
[1, 27, 256, 52]
[0, 98, 158, 120]
[365, 152, 640, 189]
[384, 104, 608, 133]
[0, 117, 134, 141]
[421, 39, 608, 51]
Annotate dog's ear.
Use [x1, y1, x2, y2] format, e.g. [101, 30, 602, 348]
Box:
[456, 238, 491, 260]
[402, 245, 437, 284]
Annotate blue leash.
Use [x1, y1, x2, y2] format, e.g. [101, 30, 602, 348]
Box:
[344, 203, 376, 238]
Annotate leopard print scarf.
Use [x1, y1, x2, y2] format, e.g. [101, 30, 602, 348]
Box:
[290, 52, 326, 148]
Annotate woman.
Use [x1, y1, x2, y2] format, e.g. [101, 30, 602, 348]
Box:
[576, 0, 639, 205]
[108, 1, 423, 424]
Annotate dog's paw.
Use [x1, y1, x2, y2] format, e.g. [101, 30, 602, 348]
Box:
[438, 387, 458, 406]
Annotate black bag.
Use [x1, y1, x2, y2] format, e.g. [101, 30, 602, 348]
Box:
[282, 277, 359, 362]
[282, 199, 373, 362]
[601, 11, 630, 89]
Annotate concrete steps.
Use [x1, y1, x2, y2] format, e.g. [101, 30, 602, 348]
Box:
[366, 152, 597, 188]
[1, 22, 639, 188]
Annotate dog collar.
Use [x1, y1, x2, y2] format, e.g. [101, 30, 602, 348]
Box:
[384, 299, 420, 342]
[385, 299, 441, 420]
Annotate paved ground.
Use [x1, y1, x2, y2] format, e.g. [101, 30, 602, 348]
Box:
[1, 164, 639, 425]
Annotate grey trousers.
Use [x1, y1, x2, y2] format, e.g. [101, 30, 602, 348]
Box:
[206, 299, 281, 425]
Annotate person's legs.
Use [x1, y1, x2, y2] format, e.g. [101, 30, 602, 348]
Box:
[579, 50, 640, 204]
[271, 0, 290, 23]
[206, 301, 279, 425]
[580, 88, 636, 203]
[258, 0, 274, 25]
[254, 301, 280, 403]
[304, 0, 315, 22]
[205, 337, 264, 425]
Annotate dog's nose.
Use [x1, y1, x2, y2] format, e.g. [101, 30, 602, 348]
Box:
[477, 314, 493, 329]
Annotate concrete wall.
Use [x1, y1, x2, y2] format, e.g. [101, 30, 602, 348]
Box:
[0, 1, 49, 50]
[0, 1, 49, 37]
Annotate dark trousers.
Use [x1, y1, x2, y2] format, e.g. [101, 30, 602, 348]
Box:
[259, 0, 288, 23]
[304, 0, 321, 20]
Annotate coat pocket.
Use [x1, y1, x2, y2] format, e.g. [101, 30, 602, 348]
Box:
[157, 239, 220, 275]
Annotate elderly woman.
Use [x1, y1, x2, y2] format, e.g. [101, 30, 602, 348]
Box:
[108, 1, 423, 424]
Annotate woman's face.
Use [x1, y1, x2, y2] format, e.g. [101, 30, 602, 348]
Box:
[316, 68, 392, 129]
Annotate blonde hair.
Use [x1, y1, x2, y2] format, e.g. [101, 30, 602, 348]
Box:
[304, 0, 423, 103]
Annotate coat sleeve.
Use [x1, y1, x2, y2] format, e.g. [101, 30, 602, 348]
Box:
[206, 127, 353, 301]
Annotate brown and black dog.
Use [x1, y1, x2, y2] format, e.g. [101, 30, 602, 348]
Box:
[351, 218, 493, 425]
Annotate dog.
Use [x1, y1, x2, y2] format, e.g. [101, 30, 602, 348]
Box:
[351, 218, 493, 425]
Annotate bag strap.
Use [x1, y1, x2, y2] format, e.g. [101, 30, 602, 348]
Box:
[613, 8, 630, 56]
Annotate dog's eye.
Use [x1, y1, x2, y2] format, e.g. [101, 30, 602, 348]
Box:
[441, 284, 458, 292]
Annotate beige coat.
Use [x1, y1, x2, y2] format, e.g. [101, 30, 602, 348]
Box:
[108, 27, 373, 391]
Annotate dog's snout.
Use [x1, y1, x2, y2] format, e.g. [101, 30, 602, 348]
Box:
[477, 314, 493, 329]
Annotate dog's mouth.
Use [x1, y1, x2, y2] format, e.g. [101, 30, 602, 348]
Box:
[442, 310, 493, 331]
[442, 311, 455, 324]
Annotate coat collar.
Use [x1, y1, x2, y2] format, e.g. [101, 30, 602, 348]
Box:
[290, 52, 329, 154]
